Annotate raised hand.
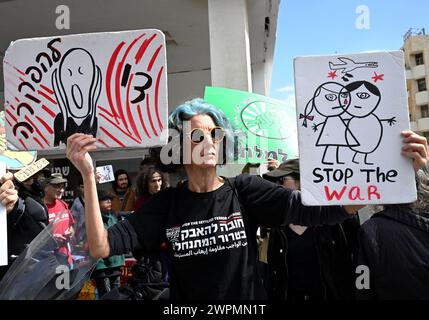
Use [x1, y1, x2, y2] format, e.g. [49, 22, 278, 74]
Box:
[0, 172, 19, 214]
[66, 133, 98, 177]
[401, 130, 429, 172]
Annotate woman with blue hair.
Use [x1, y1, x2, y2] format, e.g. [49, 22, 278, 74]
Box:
[61, 98, 428, 300]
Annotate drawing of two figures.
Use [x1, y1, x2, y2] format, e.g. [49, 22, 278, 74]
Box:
[300, 80, 396, 165]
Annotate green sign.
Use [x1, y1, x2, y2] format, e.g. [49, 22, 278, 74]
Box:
[204, 86, 299, 163]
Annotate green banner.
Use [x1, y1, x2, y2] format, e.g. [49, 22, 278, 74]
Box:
[204, 86, 299, 164]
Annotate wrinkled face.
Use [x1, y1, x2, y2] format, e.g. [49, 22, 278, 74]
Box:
[59, 48, 95, 118]
[117, 174, 129, 190]
[346, 84, 381, 117]
[99, 199, 112, 212]
[186, 114, 222, 168]
[44, 183, 65, 202]
[148, 172, 163, 195]
[313, 83, 350, 117]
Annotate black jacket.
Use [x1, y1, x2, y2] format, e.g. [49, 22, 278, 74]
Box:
[0, 196, 48, 280]
[357, 206, 429, 300]
[264, 215, 359, 300]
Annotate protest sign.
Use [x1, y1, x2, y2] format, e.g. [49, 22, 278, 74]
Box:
[14, 158, 49, 183]
[295, 51, 416, 205]
[204, 87, 298, 163]
[96, 165, 115, 184]
[0, 162, 7, 266]
[3, 29, 168, 150]
[0, 111, 37, 170]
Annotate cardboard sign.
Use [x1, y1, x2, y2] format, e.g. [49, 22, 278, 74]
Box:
[3, 29, 168, 150]
[14, 158, 49, 182]
[204, 87, 299, 163]
[96, 165, 115, 184]
[0, 162, 7, 266]
[295, 51, 416, 205]
[0, 111, 37, 170]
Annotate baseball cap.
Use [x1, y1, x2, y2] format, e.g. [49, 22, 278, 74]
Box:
[46, 173, 68, 185]
[263, 158, 300, 179]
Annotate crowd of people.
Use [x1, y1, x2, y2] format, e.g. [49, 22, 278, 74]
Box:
[0, 98, 428, 300]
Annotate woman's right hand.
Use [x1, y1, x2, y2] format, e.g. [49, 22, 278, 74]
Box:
[66, 134, 97, 176]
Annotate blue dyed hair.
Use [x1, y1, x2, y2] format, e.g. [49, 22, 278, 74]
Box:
[168, 98, 235, 163]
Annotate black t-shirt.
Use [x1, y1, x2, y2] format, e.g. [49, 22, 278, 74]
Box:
[107, 174, 350, 300]
[285, 227, 324, 300]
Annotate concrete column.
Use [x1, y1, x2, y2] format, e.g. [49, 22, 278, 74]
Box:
[208, 0, 252, 92]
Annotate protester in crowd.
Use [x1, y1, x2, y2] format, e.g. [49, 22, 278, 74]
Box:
[70, 177, 85, 245]
[109, 169, 136, 212]
[356, 162, 429, 299]
[43, 173, 75, 266]
[92, 189, 125, 298]
[0, 172, 48, 280]
[261, 159, 358, 300]
[135, 166, 169, 211]
[65, 98, 368, 300]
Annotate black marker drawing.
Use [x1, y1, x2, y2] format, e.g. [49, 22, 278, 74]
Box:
[342, 80, 396, 165]
[52, 48, 102, 146]
[301, 82, 359, 165]
[329, 57, 378, 74]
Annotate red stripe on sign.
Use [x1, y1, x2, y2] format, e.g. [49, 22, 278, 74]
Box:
[5, 109, 17, 123]
[99, 113, 141, 144]
[106, 42, 126, 123]
[135, 33, 157, 64]
[146, 94, 158, 137]
[42, 105, 56, 118]
[137, 104, 151, 138]
[19, 139, 28, 150]
[6, 118, 13, 127]
[25, 115, 50, 146]
[147, 45, 163, 72]
[99, 126, 126, 147]
[155, 66, 164, 131]
[14, 97, 20, 103]
[14, 67, 25, 76]
[35, 115, 54, 134]
[37, 90, 57, 105]
[97, 138, 109, 148]
[98, 105, 114, 118]
[125, 73, 141, 141]
[40, 84, 54, 95]
[33, 137, 45, 149]
[114, 34, 147, 134]
[100, 127, 125, 148]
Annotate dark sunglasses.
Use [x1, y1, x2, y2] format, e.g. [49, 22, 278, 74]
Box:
[187, 127, 226, 144]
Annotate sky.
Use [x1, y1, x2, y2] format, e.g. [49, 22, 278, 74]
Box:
[270, 0, 429, 107]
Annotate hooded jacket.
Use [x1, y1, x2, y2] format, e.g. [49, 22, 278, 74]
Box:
[357, 206, 429, 300]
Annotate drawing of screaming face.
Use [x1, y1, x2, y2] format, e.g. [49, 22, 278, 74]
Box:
[52, 48, 102, 146]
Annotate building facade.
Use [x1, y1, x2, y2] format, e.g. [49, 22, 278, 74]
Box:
[403, 29, 429, 139]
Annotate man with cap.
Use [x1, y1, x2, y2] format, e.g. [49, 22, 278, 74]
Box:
[43, 173, 75, 266]
[92, 188, 125, 298]
[261, 159, 358, 300]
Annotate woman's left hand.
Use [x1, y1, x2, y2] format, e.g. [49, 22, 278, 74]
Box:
[401, 130, 429, 172]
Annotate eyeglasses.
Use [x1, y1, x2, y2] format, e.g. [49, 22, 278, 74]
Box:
[187, 127, 226, 144]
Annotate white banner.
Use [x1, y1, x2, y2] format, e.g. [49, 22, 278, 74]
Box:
[3, 29, 168, 150]
[295, 51, 416, 205]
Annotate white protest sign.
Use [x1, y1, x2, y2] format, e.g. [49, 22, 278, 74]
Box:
[96, 165, 115, 184]
[3, 29, 168, 150]
[0, 162, 7, 266]
[295, 51, 416, 205]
